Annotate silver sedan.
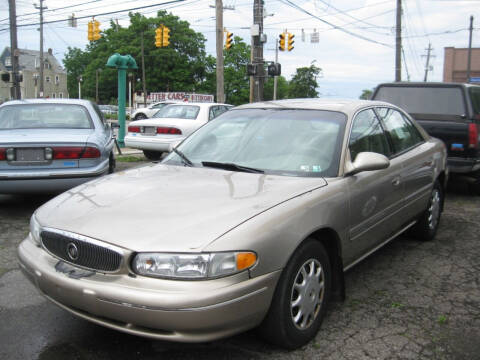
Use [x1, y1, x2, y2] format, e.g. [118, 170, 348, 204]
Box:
[18, 99, 447, 349]
[0, 99, 115, 194]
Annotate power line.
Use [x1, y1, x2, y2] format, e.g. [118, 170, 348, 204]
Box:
[277, 0, 392, 47]
[13, 0, 186, 28]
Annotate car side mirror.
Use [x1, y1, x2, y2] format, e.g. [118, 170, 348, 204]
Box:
[345, 152, 390, 176]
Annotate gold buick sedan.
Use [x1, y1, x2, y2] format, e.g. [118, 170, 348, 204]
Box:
[18, 99, 447, 349]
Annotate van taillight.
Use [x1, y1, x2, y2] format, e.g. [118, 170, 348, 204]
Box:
[52, 147, 101, 159]
[469, 123, 478, 148]
[128, 126, 140, 133]
[157, 127, 182, 135]
[0, 148, 5, 161]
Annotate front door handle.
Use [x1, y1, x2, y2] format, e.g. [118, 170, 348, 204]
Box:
[392, 177, 401, 187]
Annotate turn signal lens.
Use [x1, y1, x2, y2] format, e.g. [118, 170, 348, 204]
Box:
[236, 252, 257, 270]
[52, 146, 101, 159]
[468, 123, 478, 148]
[6, 148, 14, 161]
[157, 127, 182, 135]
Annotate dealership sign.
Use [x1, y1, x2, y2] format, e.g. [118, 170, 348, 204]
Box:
[147, 92, 214, 102]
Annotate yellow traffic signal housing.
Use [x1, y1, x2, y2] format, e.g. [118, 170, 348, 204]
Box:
[279, 32, 286, 51]
[155, 27, 162, 47]
[162, 26, 170, 47]
[287, 32, 295, 51]
[87, 21, 94, 41]
[93, 20, 101, 41]
[225, 31, 233, 50]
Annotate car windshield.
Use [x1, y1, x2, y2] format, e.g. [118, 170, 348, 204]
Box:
[163, 108, 346, 177]
[375, 86, 466, 116]
[0, 104, 92, 129]
[153, 105, 200, 120]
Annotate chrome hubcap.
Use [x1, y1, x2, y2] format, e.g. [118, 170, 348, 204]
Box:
[428, 189, 441, 230]
[290, 259, 324, 330]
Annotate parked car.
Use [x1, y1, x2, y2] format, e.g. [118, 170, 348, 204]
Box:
[125, 102, 232, 160]
[98, 105, 117, 116]
[18, 99, 447, 349]
[372, 82, 480, 193]
[0, 99, 116, 194]
[131, 102, 175, 120]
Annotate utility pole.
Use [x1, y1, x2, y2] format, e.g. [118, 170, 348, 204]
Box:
[8, 0, 21, 99]
[215, 0, 224, 103]
[422, 43, 434, 82]
[95, 68, 102, 103]
[252, 0, 264, 102]
[467, 15, 474, 83]
[34, 0, 46, 98]
[141, 32, 147, 107]
[273, 38, 278, 100]
[395, 0, 402, 82]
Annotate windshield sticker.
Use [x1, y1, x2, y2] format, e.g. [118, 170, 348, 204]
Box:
[312, 165, 322, 172]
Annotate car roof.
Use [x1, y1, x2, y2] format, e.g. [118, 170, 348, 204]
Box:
[234, 98, 391, 115]
[375, 81, 480, 88]
[1, 98, 93, 106]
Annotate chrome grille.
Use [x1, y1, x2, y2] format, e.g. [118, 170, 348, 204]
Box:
[41, 230, 122, 272]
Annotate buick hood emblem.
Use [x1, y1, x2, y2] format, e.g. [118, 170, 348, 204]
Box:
[67, 243, 79, 261]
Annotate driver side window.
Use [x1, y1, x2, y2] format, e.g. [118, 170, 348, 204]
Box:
[349, 109, 390, 161]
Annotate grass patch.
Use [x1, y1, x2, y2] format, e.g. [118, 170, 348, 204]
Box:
[391, 302, 404, 309]
[116, 155, 144, 163]
[437, 315, 447, 324]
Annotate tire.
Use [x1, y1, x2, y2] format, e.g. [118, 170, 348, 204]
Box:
[411, 180, 443, 241]
[134, 113, 147, 120]
[108, 152, 116, 174]
[259, 239, 331, 350]
[143, 150, 162, 161]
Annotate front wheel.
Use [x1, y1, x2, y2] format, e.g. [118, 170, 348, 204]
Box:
[259, 239, 331, 350]
[143, 150, 163, 161]
[108, 152, 116, 174]
[134, 113, 147, 120]
[411, 180, 443, 241]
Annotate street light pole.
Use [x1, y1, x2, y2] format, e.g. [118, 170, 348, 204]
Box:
[78, 76, 82, 99]
[95, 68, 102, 103]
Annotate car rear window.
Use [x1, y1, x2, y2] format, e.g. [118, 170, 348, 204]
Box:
[374, 86, 466, 116]
[0, 104, 92, 129]
[153, 105, 200, 120]
[469, 86, 480, 115]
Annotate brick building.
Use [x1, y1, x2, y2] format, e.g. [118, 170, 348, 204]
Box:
[443, 47, 480, 83]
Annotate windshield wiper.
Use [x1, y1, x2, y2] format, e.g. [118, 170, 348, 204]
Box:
[172, 147, 193, 167]
[202, 161, 264, 174]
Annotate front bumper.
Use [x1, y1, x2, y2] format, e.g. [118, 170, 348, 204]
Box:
[17, 237, 280, 342]
[125, 134, 184, 152]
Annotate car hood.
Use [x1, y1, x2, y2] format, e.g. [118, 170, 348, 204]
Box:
[0, 128, 93, 145]
[36, 164, 327, 252]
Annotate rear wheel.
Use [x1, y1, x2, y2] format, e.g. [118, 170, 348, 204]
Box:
[108, 152, 116, 173]
[411, 180, 443, 241]
[259, 239, 331, 350]
[135, 113, 147, 120]
[143, 150, 162, 161]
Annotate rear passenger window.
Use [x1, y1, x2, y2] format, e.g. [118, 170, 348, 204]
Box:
[349, 109, 390, 161]
[377, 108, 423, 154]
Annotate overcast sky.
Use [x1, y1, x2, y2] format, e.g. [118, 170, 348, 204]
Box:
[0, 0, 478, 99]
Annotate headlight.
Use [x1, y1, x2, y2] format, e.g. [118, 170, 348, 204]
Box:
[132, 251, 257, 279]
[29, 214, 42, 245]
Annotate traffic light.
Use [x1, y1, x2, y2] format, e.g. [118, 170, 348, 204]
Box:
[162, 26, 170, 47]
[225, 31, 233, 50]
[279, 32, 286, 51]
[155, 27, 162, 47]
[87, 21, 94, 41]
[93, 20, 101, 41]
[1, 72, 10, 82]
[287, 32, 295, 51]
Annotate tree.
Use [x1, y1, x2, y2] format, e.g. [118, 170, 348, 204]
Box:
[223, 36, 251, 105]
[359, 89, 373, 100]
[264, 75, 289, 101]
[63, 11, 211, 103]
[288, 62, 322, 98]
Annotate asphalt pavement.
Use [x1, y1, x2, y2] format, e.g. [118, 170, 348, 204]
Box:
[0, 160, 479, 360]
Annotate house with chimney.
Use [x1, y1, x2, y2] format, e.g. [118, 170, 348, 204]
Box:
[0, 47, 68, 102]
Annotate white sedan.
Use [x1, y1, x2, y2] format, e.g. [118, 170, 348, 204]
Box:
[125, 102, 232, 160]
[131, 102, 176, 120]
